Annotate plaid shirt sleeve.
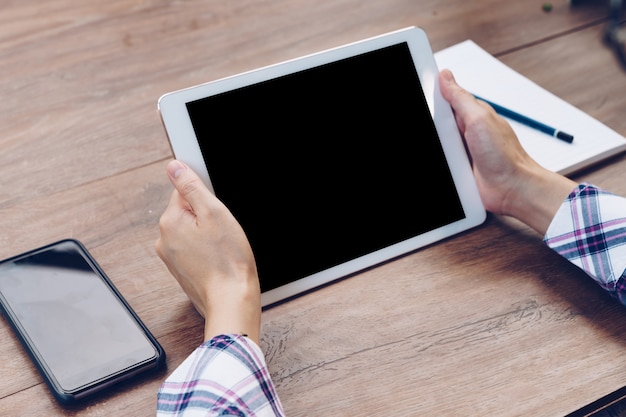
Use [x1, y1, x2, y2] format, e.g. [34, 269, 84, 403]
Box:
[156, 334, 285, 417]
[544, 183, 626, 305]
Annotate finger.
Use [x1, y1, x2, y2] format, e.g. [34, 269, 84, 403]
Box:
[163, 186, 188, 212]
[439, 69, 481, 123]
[166, 160, 213, 216]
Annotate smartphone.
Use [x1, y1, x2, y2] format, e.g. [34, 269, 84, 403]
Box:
[0, 239, 165, 405]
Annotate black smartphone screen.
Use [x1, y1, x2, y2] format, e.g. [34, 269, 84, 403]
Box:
[0, 239, 164, 403]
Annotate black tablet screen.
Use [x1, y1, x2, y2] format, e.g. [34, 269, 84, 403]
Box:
[186, 42, 465, 292]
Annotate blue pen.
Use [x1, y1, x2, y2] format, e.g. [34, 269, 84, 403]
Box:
[473, 94, 574, 143]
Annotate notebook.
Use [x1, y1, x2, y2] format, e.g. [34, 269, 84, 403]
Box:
[434, 40, 626, 176]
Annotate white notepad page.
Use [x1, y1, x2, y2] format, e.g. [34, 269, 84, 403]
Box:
[434, 40, 626, 176]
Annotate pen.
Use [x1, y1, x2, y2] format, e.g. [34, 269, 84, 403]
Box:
[473, 94, 574, 143]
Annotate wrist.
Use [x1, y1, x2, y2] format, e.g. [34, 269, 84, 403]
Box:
[203, 278, 262, 344]
[503, 164, 576, 235]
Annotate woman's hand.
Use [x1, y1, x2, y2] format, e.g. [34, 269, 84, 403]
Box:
[439, 69, 577, 234]
[156, 160, 262, 343]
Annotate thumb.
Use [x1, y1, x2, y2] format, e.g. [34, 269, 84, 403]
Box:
[166, 160, 211, 214]
[439, 69, 469, 105]
[438, 69, 485, 131]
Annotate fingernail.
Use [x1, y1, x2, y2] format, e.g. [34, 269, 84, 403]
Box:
[440, 69, 453, 83]
[167, 160, 186, 179]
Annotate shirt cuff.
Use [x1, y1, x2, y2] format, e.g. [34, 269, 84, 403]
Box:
[544, 183, 626, 299]
[157, 334, 284, 416]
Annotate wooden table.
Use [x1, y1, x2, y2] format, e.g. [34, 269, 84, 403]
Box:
[2, 1, 626, 416]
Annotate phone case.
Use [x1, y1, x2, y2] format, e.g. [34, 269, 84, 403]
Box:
[0, 239, 166, 405]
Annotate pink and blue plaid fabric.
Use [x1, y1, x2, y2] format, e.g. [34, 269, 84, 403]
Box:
[545, 183, 626, 304]
[157, 334, 284, 417]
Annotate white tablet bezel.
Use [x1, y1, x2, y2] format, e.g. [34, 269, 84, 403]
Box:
[158, 26, 486, 308]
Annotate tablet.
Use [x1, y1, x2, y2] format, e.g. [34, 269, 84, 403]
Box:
[158, 27, 486, 308]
